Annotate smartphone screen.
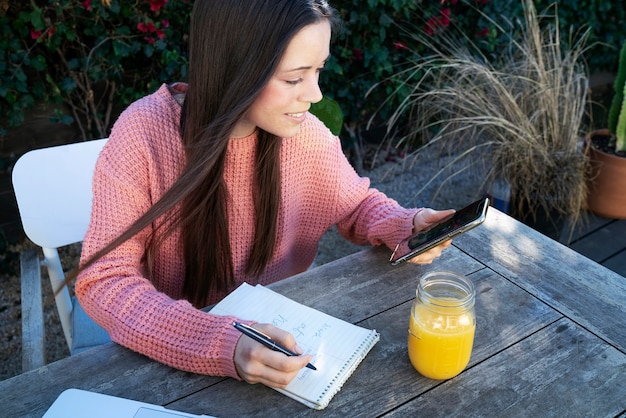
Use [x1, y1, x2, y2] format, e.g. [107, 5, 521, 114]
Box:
[389, 197, 490, 265]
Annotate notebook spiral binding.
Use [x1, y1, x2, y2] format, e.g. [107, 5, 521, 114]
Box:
[316, 330, 380, 404]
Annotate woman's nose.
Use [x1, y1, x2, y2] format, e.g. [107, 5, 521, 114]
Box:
[302, 77, 323, 104]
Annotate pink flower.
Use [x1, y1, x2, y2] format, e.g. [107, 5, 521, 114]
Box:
[148, 0, 167, 12]
[440, 8, 451, 27]
[156, 29, 165, 40]
[82, 0, 92, 11]
[476, 27, 489, 37]
[161, 19, 169, 28]
[30, 28, 42, 40]
[425, 8, 452, 36]
[137, 21, 156, 33]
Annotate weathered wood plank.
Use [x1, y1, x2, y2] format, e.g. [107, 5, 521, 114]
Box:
[569, 218, 626, 262]
[166, 267, 560, 417]
[386, 318, 626, 417]
[455, 208, 626, 352]
[0, 245, 482, 418]
[20, 249, 45, 372]
[6, 209, 626, 418]
[563, 212, 614, 242]
[604, 249, 626, 278]
[267, 244, 484, 322]
[0, 343, 217, 418]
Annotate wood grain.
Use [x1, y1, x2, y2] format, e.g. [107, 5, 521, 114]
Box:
[3, 208, 625, 417]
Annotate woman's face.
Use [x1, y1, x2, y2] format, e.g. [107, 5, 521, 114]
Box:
[232, 20, 331, 139]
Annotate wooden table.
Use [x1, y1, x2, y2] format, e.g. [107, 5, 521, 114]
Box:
[3, 208, 626, 417]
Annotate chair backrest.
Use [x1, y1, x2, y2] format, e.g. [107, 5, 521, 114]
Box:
[12, 138, 108, 347]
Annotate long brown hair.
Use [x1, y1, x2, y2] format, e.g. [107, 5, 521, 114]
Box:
[71, 0, 339, 308]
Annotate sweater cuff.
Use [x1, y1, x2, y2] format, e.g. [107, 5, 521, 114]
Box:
[219, 319, 255, 380]
[385, 207, 422, 250]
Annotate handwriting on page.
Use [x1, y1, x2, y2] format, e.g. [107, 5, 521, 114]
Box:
[314, 323, 331, 338]
[211, 284, 347, 360]
[210, 282, 380, 409]
[268, 313, 331, 339]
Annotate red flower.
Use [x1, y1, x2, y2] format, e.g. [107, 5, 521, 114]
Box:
[425, 7, 452, 36]
[30, 28, 42, 40]
[137, 21, 156, 33]
[82, 0, 92, 11]
[440, 8, 451, 26]
[353, 48, 363, 61]
[148, 0, 167, 12]
[476, 27, 489, 37]
[139, 20, 167, 42]
[161, 19, 170, 28]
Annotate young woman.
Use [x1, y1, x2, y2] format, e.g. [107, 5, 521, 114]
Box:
[75, 0, 454, 389]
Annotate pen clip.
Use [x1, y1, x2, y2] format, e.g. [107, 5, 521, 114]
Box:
[233, 321, 277, 342]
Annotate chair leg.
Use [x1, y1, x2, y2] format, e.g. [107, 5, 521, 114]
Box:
[20, 248, 46, 371]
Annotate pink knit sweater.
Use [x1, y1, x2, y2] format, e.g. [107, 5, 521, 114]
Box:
[76, 83, 417, 378]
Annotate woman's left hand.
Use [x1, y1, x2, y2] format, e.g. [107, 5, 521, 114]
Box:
[408, 208, 456, 264]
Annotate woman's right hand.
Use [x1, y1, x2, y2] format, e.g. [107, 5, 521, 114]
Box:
[233, 323, 312, 388]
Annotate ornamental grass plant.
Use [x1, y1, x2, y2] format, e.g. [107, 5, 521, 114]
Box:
[380, 0, 591, 236]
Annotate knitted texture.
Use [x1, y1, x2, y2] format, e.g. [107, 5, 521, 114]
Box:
[76, 83, 418, 378]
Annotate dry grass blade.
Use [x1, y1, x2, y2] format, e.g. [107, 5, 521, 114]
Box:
[379, 0, 591, 228]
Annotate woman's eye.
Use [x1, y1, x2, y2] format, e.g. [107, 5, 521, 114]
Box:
[286, 78, 303, 85]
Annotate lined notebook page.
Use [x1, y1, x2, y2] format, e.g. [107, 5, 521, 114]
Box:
[210, 283, 380, 410]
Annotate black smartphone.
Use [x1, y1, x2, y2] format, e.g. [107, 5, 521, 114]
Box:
[389, 197, 490, 265]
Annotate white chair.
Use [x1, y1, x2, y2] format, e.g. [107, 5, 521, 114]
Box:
[12, 138, 111, 372]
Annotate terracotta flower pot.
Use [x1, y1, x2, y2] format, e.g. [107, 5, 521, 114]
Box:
[585, 129, 626, 219]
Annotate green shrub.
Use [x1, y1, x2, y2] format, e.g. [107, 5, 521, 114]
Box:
[1, 0, 624, 150]
[547, 0, 626, 72]
[324, 0, 512, 146]
[0, 0, 190, 139]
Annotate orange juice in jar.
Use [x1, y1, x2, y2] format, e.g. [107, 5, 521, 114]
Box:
[408, 271, 476, 380]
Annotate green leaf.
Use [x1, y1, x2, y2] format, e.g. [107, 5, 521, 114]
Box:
[310, 96, 344, 136]
[30, 54, 47, 71]
[29, 10, 45, 30]
[113, 40, 131, 57]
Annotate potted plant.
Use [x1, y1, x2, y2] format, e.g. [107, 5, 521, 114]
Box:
[378, 0, 591, 239]
[585, 40, 626, 219]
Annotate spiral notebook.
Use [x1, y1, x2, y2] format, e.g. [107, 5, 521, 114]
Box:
[210, 282, 380, 410]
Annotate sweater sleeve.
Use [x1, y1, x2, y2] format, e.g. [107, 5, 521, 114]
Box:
[330, 138, 419, 248]
[75, 92, 247, 378]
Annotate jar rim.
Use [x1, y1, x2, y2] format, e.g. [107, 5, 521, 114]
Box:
[417, 271, 475, 308]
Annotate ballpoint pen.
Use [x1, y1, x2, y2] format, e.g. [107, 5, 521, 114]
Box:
[233, 321, 317, 371]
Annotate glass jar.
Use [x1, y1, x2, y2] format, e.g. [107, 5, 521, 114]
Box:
[408, 271, 476, 380]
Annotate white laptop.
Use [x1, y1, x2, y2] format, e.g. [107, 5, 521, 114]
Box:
[43, 388, 215, 418]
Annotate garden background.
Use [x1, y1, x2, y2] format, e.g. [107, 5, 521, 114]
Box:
[1, 0, 625, 380]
